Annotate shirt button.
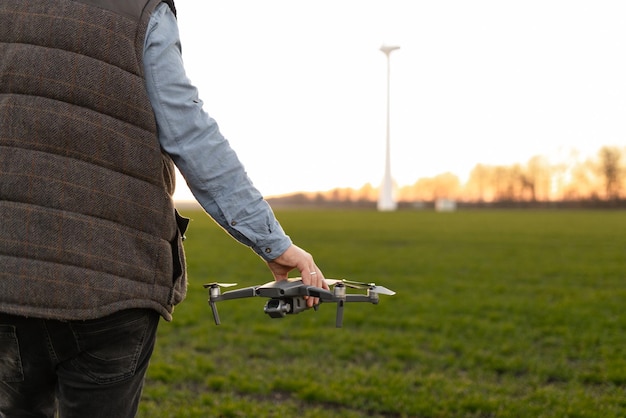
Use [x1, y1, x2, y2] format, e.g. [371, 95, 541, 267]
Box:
[231, 221, 237, 226]
[265, 248, 272, 254]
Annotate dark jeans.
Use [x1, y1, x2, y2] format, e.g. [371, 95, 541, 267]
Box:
[0, 309, 160, 418]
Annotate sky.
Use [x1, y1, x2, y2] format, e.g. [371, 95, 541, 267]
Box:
[171, 0, 626, 200]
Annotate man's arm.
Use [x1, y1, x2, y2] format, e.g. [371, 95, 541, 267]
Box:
[142, 4, 328, 303]
[143, 3, 290, 261]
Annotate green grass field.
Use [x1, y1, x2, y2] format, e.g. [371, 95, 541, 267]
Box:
[138, 209, 626, 417]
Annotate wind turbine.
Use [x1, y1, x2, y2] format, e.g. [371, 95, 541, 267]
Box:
[378, 44, 400, 212]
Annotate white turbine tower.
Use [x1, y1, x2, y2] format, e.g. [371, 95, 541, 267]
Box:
[378, 44, 400, 212]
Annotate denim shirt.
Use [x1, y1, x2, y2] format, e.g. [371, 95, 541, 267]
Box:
[143, 4, 291, 261]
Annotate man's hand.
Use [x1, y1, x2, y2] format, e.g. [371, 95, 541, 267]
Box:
[266, 244, 328, 307]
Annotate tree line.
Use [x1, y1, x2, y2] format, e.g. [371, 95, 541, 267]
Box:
[270, 145, 625, 206]
[400, 145, 624, 202]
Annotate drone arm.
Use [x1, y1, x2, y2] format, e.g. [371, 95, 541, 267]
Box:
[207, 285, 258, 326]
[344, 294, 379, 304]
[215, 286, 258, 301]
[306, 287, 337, 302]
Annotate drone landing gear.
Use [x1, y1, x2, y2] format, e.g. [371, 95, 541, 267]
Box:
[333, 283, 346, 328]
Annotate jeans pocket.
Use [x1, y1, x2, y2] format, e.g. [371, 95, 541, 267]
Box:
[0, 325, 24, 382]
[70, 310, 155, 385]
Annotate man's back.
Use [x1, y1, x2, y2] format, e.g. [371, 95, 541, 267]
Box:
[0, 0, 185, 322]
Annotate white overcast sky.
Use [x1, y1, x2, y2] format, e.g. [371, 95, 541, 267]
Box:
[171, 0, 626, 199]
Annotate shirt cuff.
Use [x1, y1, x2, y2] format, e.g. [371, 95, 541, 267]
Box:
[252, 224, 292, 261]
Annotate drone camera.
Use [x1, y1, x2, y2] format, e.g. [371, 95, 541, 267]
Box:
[264, 296, 309, 318]
[264, 298, 291, 318]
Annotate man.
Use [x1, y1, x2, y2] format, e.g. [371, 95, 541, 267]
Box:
[0, 1, 327, 416]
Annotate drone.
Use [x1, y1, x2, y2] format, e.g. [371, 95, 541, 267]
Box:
[203, 278, 395, 328]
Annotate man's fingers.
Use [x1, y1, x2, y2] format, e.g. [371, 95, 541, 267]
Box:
[302, 266, 327, 307]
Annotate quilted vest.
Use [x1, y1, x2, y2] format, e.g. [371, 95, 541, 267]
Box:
[0, 0, 187, 321]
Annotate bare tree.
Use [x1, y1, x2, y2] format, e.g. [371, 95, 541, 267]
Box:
[597, 146, 623, 199]
[492, 165, 519, 201]
[524, 155, 553, 201]
[466, 164, 490, 202]
[432, 172, 461, 200]
[356, 183, 377, 202]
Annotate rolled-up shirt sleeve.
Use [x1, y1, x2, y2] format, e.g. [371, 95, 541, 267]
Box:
[143, 4, 291, 260]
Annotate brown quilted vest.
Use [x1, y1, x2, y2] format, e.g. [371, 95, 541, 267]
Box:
[0, 0, 187, 321]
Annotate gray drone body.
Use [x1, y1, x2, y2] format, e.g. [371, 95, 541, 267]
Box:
[204, 278, 395, 328]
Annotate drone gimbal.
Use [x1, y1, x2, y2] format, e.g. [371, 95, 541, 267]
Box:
[204, 278, 395, 328]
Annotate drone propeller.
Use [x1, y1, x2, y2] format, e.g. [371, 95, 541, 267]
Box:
[203, 282, 238, 288]
[326, 279, 396, 296]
